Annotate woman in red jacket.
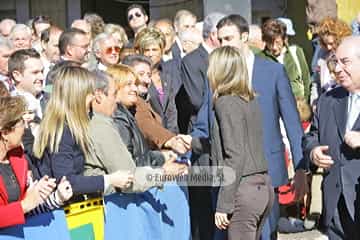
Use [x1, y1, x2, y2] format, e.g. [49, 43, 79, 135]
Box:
[0, 96, 72, 228]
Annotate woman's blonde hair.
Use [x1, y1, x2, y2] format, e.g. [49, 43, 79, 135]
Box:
[133, 27, 165, 54]
[208, 46, 255, 102]
[106, 64, 139, 90]
[33, 66, 95, 159]
[104, 23, 129, 48]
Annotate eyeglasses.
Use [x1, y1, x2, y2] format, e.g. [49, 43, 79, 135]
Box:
[128, 12, 142, 21]
[327, 54, 352, 73]
[105, 46, 121, 55]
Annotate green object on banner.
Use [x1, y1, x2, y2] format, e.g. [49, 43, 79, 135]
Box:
[69, 223, 95, 240]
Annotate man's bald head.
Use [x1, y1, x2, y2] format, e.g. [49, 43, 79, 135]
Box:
[337, 36, 360, 60]
[0, 19, 16, 38]
[334, 36, 360, 93]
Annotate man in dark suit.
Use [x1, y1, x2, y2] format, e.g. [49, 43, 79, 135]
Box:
[179, 12, 225, 134]
[216, 15, 307, 240]
[303, 36, 360, 239]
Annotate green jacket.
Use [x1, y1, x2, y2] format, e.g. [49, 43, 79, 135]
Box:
[257, 45, 311, 101]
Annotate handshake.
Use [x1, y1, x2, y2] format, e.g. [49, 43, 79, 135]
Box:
[164, 134, 192, 155]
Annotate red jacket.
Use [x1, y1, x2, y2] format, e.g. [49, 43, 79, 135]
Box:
[0, 147, 28, 228]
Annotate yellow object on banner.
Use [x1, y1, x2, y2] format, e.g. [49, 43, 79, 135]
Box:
[64, 197, 105, 240]
[337, 0, 360, 24]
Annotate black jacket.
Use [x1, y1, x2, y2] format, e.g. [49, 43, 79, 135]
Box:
[113, 104, 165, 167]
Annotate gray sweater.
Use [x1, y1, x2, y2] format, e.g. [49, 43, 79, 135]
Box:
[212, 95, 268, 214]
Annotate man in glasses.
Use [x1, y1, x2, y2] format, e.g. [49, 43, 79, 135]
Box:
[126, 4, 148, 41]
[303, 36, 360, 239]
[92, 33, 120, 71]
[58, 28, 90, 64]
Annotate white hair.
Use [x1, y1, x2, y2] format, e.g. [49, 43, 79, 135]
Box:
[9, 24, 32, 39]
[92, 32, 113, 53]
[202, 12, 225, 39]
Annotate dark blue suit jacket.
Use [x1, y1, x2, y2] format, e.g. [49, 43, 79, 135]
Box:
[303, 87, 360, 226]
[251, 57, 304, 187]
[37, 125, 104, 195]
[178, 44, 209, 134]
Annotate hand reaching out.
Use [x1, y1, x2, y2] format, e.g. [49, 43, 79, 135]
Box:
[36, 175, 56, 201]
[164, 136, 191, 155]
[311, 145, 334, 169]
[55, 176, 73, 204]
[109, 170, 134, 190]
[344, 131, 360, 149]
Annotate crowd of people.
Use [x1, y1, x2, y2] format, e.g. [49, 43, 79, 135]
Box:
[0, 4, 360, 240]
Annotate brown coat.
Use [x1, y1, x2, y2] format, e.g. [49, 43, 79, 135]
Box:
[135, 97, 175, 150]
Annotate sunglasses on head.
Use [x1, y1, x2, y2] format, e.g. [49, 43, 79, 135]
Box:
[105, 46, 121, 55]
[128, 12, 142, 21]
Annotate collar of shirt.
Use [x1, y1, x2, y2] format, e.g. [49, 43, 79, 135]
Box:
[98, 62, 107, 71]
[275, 47, 288, 64]
[202, 42, 213, 54]
[175, 37, 186, 58]
[162, 51, 173, 62]
[246, 50, 255, 88]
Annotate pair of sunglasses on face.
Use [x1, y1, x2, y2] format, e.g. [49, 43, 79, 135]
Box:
[128, 12, 143, 21]
[105, 46, 121, 55]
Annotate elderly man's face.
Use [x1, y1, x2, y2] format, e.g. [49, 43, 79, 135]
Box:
[43, 30, 62, 63]
[177, 16, 196, 33]
[11, 30, 32, 50]
[334, 42, 360, 93]
[0, 46, 12, 75]
[155, 21, 175, 53]
[97, 37, 120, 66]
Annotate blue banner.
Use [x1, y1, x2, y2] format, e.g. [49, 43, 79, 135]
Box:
[0, 209, 70, 240]
[104, 183, 191, 240]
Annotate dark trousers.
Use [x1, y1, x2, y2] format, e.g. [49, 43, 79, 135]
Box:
[326, 194, 360, 240]
[228, 174, 274, 240]
[189, 186, 215, 240]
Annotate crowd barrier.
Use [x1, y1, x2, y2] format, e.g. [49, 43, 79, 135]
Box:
[0, 183, 191, 240]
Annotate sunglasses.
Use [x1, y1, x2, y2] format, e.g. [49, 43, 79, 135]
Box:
[128, 12, 142, 21]
[105, 46, 121, 55]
